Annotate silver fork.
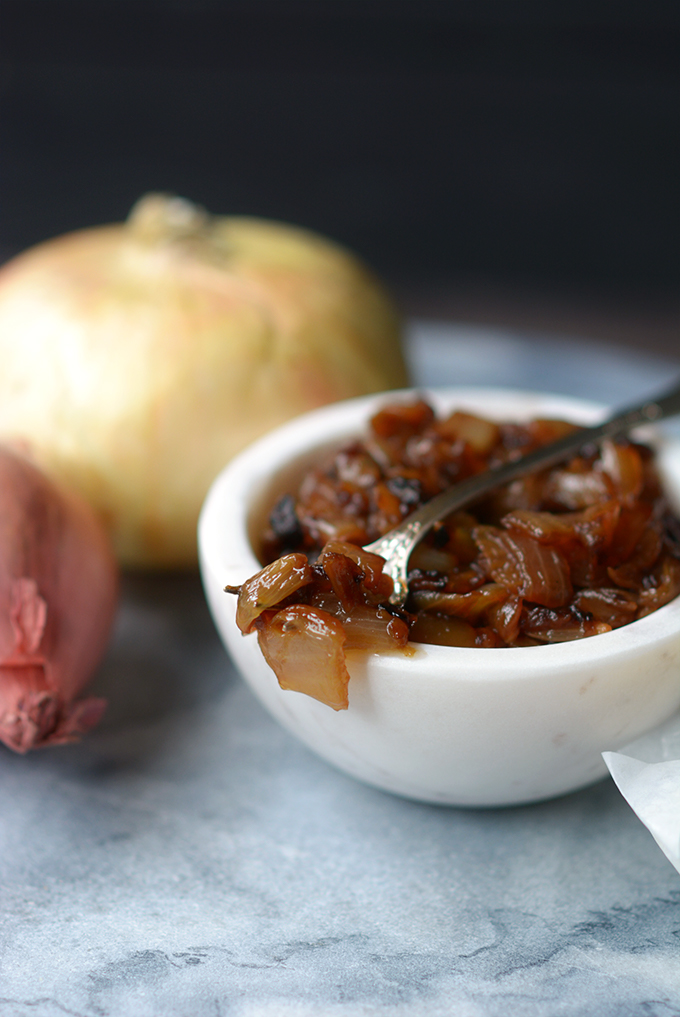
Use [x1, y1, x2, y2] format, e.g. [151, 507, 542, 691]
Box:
[364, 381, 680, 606]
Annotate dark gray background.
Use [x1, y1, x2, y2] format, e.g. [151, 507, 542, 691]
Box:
[1, 0, 678, 353]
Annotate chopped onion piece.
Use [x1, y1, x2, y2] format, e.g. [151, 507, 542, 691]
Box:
[607, 525, 663, 590]
[502, 502, 620, 551]
[521, 605, 610, 642]
[437, 411, 500, 454]
[542, 468, 611, 510]
[474, 527, 572, 608]
[409, 612, 477, 647]
[319, 540, 388, 593]
[599, 440, 643, 502]
[411, 584, 507, 622]
[408, 544, 459, 575]
[233, 553, 312, 633]
[573, 588, 638, 628]
[486, 594, 523, 644]
[638, 556, 680, 616]
[256, 604, 350, 710]
[342, 606, 409, 651]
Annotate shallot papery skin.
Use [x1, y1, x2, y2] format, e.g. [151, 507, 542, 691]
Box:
[0, 446, 118, 753]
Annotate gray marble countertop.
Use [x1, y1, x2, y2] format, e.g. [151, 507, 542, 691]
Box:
[1, 323, 680, 1017]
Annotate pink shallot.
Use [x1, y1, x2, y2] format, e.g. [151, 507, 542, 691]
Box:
[0, 446, 118, 752]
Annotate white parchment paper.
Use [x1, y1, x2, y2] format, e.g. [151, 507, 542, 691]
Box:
[603, 710, 680, 874]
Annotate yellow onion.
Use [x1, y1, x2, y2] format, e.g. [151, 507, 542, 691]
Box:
[0, 445, 118, 752]
[0, 195, 408, 568]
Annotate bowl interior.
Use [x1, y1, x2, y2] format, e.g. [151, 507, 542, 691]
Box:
[215, 385, 680, 671]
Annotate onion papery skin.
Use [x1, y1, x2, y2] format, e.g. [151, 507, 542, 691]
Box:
[0, 447, 118, 752]
[0, 195, 407, 568]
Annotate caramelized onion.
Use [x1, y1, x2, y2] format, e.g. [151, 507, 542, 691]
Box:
[436, 411, 500, 455]
[573, 588, 638, 628]
[521, 605, 610, 643]
[408, 612, 477, 647]
[319, 540, 390, 594]
[542, 467, 611, 510]
[256, 605, 350, 710]
[411, 584, 507, 622]
[599, 440, 643, 503]
[231, 553, 312, 634]
[342, 607, 410, 651]
[486, 594, 523, 644]
[473, 527, 572, 608]
[607, 525, 663, 590]
[638, 556, 680, 616]
[229, 398, 680, 709]
[231, 541, 408, 708]
[502, 502, 620, 551]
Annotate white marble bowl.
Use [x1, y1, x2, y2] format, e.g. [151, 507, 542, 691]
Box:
[198, 388, 680, 806]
